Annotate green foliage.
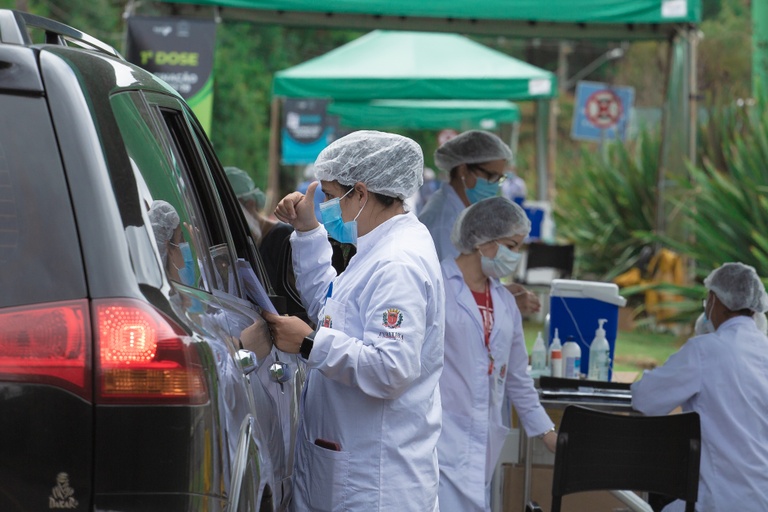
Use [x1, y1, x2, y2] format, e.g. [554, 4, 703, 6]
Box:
[553, 132, 660, 281]
[660, 94, 768, 275]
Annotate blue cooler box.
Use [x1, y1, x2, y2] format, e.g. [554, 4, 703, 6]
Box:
[548, 279, 627, 379]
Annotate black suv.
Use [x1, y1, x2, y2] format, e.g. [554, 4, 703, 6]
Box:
[0, 10, 303, 511]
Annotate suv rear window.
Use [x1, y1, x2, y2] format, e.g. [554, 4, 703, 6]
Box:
[0, 94, 86, 308]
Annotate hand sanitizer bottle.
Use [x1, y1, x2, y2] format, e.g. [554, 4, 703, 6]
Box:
[588, 318, 611, 381]
[531, 331, 547, 377]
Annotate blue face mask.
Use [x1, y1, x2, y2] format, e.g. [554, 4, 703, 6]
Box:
[320, 188, 366, 245]
[466, 177, 500, 204]
[173, 242, 196, 286]
[480, 243, 522, 279]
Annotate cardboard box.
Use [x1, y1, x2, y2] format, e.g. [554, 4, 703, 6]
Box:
[501, 463, 633, 512]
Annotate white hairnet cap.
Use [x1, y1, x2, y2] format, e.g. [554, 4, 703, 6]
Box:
[704, 262, 768, 313]
[148, 200, 180, 263]
[451, 196, 530, 254]
[434, 130, 513, 172]
[314, 130, 424, 200]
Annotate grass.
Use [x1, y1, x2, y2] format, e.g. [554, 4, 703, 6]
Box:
[522, 320, 684, 381]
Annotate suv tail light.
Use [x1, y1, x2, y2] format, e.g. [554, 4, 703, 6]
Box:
[94, 298, 209, 405]
[0, 299, 91, 400]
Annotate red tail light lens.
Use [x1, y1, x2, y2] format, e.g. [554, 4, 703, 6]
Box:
[0, 299, 91, 400]
[94, 298, 209, 405]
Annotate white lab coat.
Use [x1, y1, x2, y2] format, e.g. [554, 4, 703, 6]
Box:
[438, 259, 554, 512]
[632, 316, 768, 512]
[418, 183, 465, 261]
[289, 213, 445, 512]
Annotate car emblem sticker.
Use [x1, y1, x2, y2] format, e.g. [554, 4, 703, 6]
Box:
[382, 308, 403, 328]
[49, 472, 79, 509]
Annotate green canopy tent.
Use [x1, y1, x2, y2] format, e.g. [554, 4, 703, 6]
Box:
[156, 0, 700, 41]
[327, 99, 523, 162]
[269, 30, 555, 205]
[327, 99, 520, 130]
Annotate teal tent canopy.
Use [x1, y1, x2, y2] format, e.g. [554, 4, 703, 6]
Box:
[327, 100, 520, 130]
[157, 0, 701, 40]
[272, 31, 556, 101]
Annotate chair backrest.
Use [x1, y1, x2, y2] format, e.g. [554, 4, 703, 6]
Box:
[521, 242, 575, 285]
[551, 405, 701, 512]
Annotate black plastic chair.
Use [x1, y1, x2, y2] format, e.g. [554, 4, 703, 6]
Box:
[524, 242, 575, 279]
[528, 405, 701, 512]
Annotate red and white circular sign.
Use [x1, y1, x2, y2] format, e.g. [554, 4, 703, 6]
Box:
[584, 89, 623, 129]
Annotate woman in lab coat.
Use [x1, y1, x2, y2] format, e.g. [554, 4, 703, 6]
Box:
[418, 130, 540, 316]
[438, 197, 556, 512]
[264, 131, 445, 512]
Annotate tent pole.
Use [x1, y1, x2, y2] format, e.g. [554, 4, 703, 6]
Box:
[535, 99, 549, 201]
[687, 27, 699, 167]
[655, 37, 676, 242]
[266, 96, 281, 213]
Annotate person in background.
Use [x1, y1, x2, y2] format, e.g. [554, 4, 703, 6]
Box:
[438, 196, 556, 512]
[261, 130, 445, 511]
[296, 163, 324, 221]
[632, 262, 768, 512]
[500, 164, 528, 206]
[147, 199, 194, 287]
[224, 166, 306, 320]
[419, 130, 540, 315]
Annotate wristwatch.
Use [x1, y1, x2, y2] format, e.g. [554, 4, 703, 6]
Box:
[300, 329, 316, 360]
[537, 426, 556, 440]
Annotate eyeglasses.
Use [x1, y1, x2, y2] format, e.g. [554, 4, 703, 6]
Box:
[469, 165, 507, 184]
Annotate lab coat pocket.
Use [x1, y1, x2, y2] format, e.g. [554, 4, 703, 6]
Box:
[438, 411, 471, 470]
[486, 421, 511, 479]
[320, 297, 347, 332]
[304, 436, 350, 512]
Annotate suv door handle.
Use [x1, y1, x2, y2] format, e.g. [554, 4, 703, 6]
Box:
[269, 361, 292, 383]
[236, 349, 258, 376]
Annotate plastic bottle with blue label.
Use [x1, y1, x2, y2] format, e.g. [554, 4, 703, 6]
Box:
[588, 318, 611, 381]
[562, 335, 581, 379]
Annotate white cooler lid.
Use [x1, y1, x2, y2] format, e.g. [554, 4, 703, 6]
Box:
[550, 279, 627, 307]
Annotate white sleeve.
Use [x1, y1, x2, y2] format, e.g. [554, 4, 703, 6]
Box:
[631, 341, 701, 415]
[503, 297, 554, 437]
[290, 225, 336, 322]
[306, 261, 433, 400]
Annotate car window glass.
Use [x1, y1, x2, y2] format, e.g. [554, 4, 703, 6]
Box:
[0, 95, 86, 308]
[111, 92, 216, 292]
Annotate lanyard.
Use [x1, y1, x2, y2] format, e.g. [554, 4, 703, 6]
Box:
[482, 282, 494, 375]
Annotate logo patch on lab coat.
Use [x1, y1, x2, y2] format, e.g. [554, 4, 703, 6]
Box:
[382, 308, 403, 328]
[499, 364, 507, 380]
[322, 315, 333, 328]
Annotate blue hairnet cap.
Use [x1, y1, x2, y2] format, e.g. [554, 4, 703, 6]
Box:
[225, 166, 266, 210]
[434, 130, 513, 172]
[451, 196, 530, 254]
[704, 262, 768, 313]
[313, 130, 424, 200]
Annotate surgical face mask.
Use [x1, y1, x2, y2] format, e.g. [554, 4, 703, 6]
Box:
[480, 242, 522, 279]
[465, 176, 500, 204]
[172, 242, 196, 286]
[320, 188, 366, 245]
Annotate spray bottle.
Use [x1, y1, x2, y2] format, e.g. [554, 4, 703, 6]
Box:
[588, 318, 611, 381]
[549, 328, 563, 377]
[531, 331, 547, 377]
[548, 328, 562, 370]
[562, 335, 582, 379]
